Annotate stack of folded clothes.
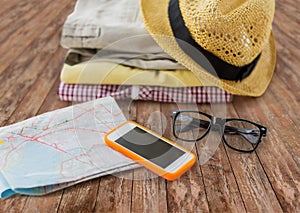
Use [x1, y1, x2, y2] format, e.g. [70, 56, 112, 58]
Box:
[58, 0, 233, 103]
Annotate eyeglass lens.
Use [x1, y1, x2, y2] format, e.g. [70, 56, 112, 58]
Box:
[174, 111, 210, 141]
[223, 120, 260, 152]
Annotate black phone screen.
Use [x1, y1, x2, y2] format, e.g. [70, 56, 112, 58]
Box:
[115, 126, 185, 169]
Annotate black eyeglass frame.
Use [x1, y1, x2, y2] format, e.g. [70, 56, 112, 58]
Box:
[171, 110, 268, 153]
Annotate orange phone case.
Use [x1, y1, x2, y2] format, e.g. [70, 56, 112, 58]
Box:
[104, 120, 196, 181]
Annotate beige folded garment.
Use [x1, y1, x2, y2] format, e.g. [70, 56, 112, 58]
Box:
[61, 0, 163, 53]
[61, 0, 150, 51]
[60, 0, 184, 69]
[65, 48, 185, 70]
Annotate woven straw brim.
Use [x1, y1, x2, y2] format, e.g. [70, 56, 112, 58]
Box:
[140, 0, 276, 96]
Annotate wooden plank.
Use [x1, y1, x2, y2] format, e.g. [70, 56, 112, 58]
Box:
[272, 0, 300, 99]
[199, 139, 246, 212]
[93, 171, 133, 213]
[0, 196, 28, 213]
[0, 0, 20, 18]
[2, 41, 68, 125]
[116, 99, 138, 121]
[60, 100, 137, 212]
[18, 77, 70, 213]
[21, 191, 63, 213]
[92, 100, 137, 212]
[225, 103, 283, 212]
[0, 40, 68, 212]
[276, 0, 300, 21]
[273, 3, 300, 44]
[0, 1, 74, 210]
[131, 101, 168, 213]
[0, 0, 299, 212]
[233, 95, 300, 212]
[272, 33, 300, 89]
[0, 0, 52, 43]
[161, 102, 210, 213]
[269, 73, 300, 128]
[0, 1, 74, 126]
[248, 91, 300, 162]
[0, 51, 65, 213]
[18, 68, 80, 212]
[175, 103, 246, 212]
[59, 102, 132, 212]
[0, 70, 69, 212]
[273, 10, 300, 77]
[57, 179, 99, 213]
[37, 78, 71, 114]
[0, 0, 71, 75]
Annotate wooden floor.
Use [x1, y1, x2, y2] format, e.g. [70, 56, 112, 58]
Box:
[0, 0, 299, 212]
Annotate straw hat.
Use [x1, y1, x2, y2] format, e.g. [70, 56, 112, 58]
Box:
[140, 0, 276, 96]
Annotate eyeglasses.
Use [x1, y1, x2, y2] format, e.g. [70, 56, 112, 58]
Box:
[171, 110, 268, 153]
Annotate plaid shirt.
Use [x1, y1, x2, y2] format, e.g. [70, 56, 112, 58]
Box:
[58, 82, 233, 103]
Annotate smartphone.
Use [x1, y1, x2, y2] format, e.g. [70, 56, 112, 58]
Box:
[104, 120, 196, 180]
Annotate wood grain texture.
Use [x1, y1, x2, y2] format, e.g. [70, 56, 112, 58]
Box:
[161, 102, 210, 213]
[225, 103, 283, 212]
[194, 105, 246, 213]
[58, 179, 99, 213]
[0, 0, 21, 18]
[0, 0, 74, 127]
[93, 100, 137, 213]
[131, 101, 168, 213]
[233, 95, 300, 212]
[0, 77, 71, 213]
[0, 0, 299, 212]
[94, 171, 133, 213]
[0, 0, 50, 43]
[0, 0, 71, 75]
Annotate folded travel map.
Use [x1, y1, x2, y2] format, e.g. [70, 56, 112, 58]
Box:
[0, 97, 137, 198]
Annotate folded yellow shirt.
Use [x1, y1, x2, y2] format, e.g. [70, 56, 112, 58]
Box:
[60, 62, 211, 87]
